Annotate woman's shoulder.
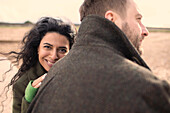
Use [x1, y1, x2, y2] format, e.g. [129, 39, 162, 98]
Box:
[13, 71, 30, 89]
[13, 61, 46, 88]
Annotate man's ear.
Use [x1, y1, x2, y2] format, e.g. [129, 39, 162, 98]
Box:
[105, 10, 117, 22]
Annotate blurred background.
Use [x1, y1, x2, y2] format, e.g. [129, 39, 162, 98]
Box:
[0, 0, 169, 28]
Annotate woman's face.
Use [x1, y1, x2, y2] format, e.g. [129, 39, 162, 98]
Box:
[38, 32, 70, 71]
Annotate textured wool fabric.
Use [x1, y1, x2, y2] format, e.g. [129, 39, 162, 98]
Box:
[28, 15, 170, 113]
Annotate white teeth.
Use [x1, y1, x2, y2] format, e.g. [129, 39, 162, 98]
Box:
[48, 61, 54, 65]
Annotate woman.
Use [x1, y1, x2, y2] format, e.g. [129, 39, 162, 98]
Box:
[2, 17, 76, 113]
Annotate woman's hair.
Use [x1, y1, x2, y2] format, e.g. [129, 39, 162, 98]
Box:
[2, 17, 76, 86]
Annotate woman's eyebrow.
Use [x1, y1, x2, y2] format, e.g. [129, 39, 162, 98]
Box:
[58, 47, 67, 49]
[43, 43, 53, 46]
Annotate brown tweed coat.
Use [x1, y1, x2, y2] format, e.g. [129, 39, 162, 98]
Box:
[27, 15, 170, 113]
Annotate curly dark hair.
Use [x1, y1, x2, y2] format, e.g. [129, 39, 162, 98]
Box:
[2, 17, 76, 86]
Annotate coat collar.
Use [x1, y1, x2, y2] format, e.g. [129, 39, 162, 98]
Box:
[28, 61, 47, 80]
[76, 15, 150, 70]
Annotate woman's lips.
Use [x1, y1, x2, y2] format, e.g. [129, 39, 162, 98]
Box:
[45, 59, 55, 67]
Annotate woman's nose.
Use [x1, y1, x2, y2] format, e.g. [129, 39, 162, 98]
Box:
[50, 50, 58, 61]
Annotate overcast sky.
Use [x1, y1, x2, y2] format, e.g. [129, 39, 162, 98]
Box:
[0, 0, 170, 28]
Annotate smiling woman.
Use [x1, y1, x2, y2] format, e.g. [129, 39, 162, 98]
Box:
[38, 32, 70, 71]
[0, 17, 76, 113]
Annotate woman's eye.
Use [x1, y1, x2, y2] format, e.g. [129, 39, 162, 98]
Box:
[44, 45, 51, 49]
[59, 49, 67, 53]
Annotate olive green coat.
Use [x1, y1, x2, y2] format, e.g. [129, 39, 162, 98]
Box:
[13, 61, 46, 113]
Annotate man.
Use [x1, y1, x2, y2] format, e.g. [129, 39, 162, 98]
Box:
[27, 0, 170, 113]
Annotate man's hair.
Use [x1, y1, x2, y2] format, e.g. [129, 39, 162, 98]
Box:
[79, 0, 127, 21]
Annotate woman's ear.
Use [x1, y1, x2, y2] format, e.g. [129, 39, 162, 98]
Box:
[105, 10, 117, 22]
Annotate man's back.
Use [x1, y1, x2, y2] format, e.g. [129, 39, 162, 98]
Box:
[27, 15, 170, 113]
